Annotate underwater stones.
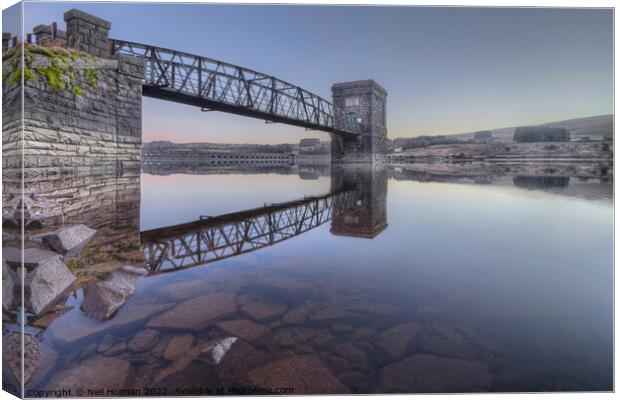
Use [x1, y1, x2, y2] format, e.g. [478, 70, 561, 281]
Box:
[147, 292, 236, 331]
[312, 308, 363, 325]
[98, 334, 123, 353]
[25, 255, 76, 315]
[216, 319, 269, 342]
[128, 329, 160, 352]
[163, 334, 195, 360]
[50, 303, 173, 343]
[157, 279, 213, 303]
[104, 341, 128, 356]
[81, 265, 146, 320]
[376, 323, 421, 359]
[334, 342, 370, 366]
[39, 224, 96, 255]
[241, 299, 287, 321]
[343, 298, 399, 315]
[46, 356, 132, 393]
[272, 328, 305, 347]
[281, 303, 317, 325]
[377, 354, 493, 393]
[349, 327, 379, 342]
[247, 355, 350, 394]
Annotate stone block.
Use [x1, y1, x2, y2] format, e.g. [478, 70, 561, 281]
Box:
[40, 224, 96, 255]
[24, 255, 76, 315]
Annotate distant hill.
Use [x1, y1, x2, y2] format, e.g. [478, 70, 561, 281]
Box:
[447, 114, 613, 142]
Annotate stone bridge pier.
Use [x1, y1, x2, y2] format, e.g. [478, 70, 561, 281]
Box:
[331, 80, 388, 163]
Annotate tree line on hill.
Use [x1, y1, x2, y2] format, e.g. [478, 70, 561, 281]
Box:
[513, 126, 570, 142]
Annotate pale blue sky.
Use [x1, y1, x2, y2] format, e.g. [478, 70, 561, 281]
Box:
[3, 2, 613, 143]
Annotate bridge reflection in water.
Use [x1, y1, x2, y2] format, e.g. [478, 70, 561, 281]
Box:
[141, 166, 389, 273]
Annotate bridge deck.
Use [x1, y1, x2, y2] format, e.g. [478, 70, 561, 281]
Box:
[111, 40, 361, 137]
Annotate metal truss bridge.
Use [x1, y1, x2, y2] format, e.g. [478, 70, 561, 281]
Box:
[140, 191, 357, 273]
[110, 40, 362, 136]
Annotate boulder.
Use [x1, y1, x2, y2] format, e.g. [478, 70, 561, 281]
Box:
[147, 292, 236, 331]
[40, 224, 96, 255]
[24, 255, 76, 315]
[81, 265, 146, 320]
[377, 354, 493, 393]
[216, 319, 269, 342]
[247, 355, 350, 394]
[4, 247, 60, 270]
[3, 261, 18, 311]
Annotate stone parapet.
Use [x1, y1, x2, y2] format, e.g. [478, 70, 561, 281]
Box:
[64, 9, 111, 57]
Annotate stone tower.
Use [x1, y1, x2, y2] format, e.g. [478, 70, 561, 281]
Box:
[331, 79, 388, 163]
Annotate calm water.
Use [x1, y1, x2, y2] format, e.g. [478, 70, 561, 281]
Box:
[5, 164, 613, 394]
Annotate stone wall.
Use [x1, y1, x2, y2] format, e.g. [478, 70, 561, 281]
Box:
[2, 9, 145, 181]
[331, 80, 388, 163]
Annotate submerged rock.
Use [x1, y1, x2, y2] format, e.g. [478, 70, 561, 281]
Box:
[216, 319, 269, 341]
[163, 334, 195, 361]
[50, 303, 174, 343]
[247, 355, 350, 394]
[40, 224, 96, 255]
[377, 354, 493, 393]
[45, 356, 132, 393]
[376, 323, 421, 359]
[147, 292, 236, 331]
[334, 342, 370, 366]
[128, 329, 160, 352]
[241, 299, 287, 321]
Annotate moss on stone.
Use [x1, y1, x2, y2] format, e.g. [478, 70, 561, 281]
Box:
[3, 44, 99, 96]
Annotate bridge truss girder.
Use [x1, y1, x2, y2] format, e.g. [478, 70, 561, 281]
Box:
[110, 40, 361, 136]
[141, 191, 357, 272]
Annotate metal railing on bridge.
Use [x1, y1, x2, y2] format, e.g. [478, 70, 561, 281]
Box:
[110, 39, 361, 136]
[141, 190, 357, 272]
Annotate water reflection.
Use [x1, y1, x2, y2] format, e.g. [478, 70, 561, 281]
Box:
[2, 162, 613, 394]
